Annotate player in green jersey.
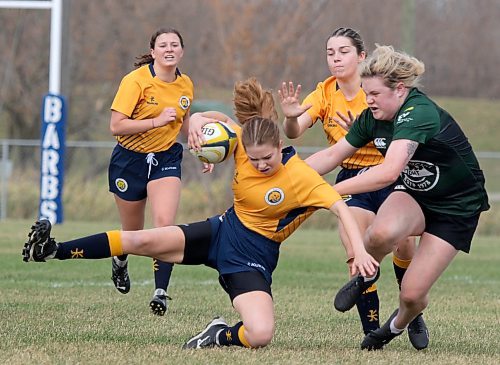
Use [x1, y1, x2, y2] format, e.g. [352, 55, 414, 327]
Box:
[306, 44, 489, 350]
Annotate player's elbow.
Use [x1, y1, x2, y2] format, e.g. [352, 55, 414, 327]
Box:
[380, 168, 401, 185]
[283, 128, 300, 139]
[386, 172, 400, 184]
[109, 124, 120, 136]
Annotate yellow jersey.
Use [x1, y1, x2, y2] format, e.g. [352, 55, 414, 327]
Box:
[111, 64, 194, 153]
[231, 125, 342, 242]
[303, 76, 383, 169]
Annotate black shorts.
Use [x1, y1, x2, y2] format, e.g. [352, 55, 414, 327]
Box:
[108, 143, 183, 201]
[422, 207, 481, 253]
[219, 271, 272, 302]
[178, 220, 212, 265]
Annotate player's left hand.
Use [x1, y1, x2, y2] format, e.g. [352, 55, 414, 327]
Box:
[351, 252, 379, 277]
[334, 110, 356, 131]
[278, 81, 312, 118]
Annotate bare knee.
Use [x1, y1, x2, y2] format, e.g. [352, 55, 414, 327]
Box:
[245, 321, 275, 347]
[153, 216, 175, 228]
[365, 224, 396, 252]
[125, 231, 156, 255]
[400, 288, 429, 312]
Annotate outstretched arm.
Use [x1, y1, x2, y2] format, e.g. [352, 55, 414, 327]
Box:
[305, 137, 358, 176]
[333, 139, 418, 195]
[329, 200, 379, 277]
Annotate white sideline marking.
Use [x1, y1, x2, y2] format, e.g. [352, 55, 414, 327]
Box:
[48, 279, 219, 288]
[444, 275, 499, 285]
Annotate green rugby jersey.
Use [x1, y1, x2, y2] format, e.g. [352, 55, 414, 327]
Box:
[346, 88, 489, 216]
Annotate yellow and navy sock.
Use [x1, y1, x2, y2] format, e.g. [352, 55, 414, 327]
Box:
[153, 259, 174, 290]
[216, 321, 251, 348]
[54, 230, 123, 260]
[356, 284, 380, 334]
[393, 255, 411, 290]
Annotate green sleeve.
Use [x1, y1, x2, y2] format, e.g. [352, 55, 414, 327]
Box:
[393, 104, 440, 143]
[345, 109, 373, 148]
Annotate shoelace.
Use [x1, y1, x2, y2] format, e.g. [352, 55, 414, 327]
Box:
[146, 153, 158, 179]
[409, 315, 425, 333]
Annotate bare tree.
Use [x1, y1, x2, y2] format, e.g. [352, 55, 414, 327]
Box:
[1, 0, 499, 143]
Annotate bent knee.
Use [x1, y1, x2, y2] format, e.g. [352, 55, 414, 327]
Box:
[127, 232, 157, 255]
[246, 323, 275, 347]
[400, 289, 428, 309]
[365, 224, 398, 251]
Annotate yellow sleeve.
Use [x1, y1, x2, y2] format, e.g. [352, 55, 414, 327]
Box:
[303, 81, 327, 126]
[291, 158, 342, 209]
[110, 73, 143, 117]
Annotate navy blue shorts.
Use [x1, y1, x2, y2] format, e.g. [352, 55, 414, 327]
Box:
[178, 210, 277, 299]
[108, 143, 182, 201]
[336, 167, 395, 213]
[179, 208, 279, 285]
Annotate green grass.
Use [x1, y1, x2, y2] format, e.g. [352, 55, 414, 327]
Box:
[1, 220, 499, 364]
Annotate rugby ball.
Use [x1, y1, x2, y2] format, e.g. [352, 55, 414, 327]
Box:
[190, 121, 238, 163]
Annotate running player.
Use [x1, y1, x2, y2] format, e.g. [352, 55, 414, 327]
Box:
[108, 28, 198, 315]
[22, 78, 378, 350]
[278, 27, 427, 349]
[306, 45, 489, 350]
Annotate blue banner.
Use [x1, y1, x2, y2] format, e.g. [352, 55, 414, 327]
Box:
[39, 94, 66, 224]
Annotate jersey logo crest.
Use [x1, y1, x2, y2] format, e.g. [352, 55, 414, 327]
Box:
[374, 138, 387, 149]
[179, 95, 191, 110]
[146, 96, 159, 105]
[401, 160, 439, 191]
[115, 178, 128, 192]
[397, 110, 414, 124]
[265, 188, 285, 206]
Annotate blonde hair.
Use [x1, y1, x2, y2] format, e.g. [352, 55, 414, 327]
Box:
[359, 44, 425, 89]
[233, 77, 278, 124]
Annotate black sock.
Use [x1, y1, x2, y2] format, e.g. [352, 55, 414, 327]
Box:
[393, 256, 411, 290]
[153, 259, 174, 290]
[217, 321, 251, 347]
[55, 233, 112, 259]
[54, 231, 122, 260]
[355, 285, 380, 334]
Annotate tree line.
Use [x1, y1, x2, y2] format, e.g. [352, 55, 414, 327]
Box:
[1, 0, 499, 142]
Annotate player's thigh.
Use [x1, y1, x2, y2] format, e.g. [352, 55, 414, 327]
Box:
[121, 225, 186, 263]
[373, 191, 425, 239]
[147, 176, 182, 226]
[233, 290, 275, 335]
[401, 232, 458, 299]
[347, 206, 375, 233]
[114, 195, 146, 230]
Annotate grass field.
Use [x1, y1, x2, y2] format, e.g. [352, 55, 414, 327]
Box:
[1, 219, 499, 364]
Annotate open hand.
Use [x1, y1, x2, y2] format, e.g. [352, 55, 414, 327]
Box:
[278, 81, 312, 118]
[334, 110, 356, 131]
